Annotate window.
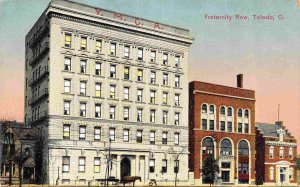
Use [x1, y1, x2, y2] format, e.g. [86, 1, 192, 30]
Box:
[63, 124, 70, 140]
[80, 103, 86, 117]
[110, 106, 115, 119]
[202, 104, 207, 113]
[80, 37, 87, 50]
[289, 147, 293, 159]
[209, 105, 215, 114]
[94, 127, 101, 141]
[150, 91, 156, 103]
[238, 140, 249, 156]
[64, 58, 71, 71]
[174, 160, 179, 173]
[123, 129, 129, 142]
[78, 157, 86, 172]
[269, 167, 274, 180]
[162, 111, 168, 124]
[124, 45, 130, 58]
[137, 69, 143, 81]
[174, 94, 180, 106]
[175, 56, 180, 67]
[227, 107, 233, 116]
[150, 50, 156, 62]
[175, 113, 180, 125]
[209, 120, 214, 130]
[202, 119, 207, 130]
[279, 147, 284, 158]
[137, 89, 143, 102]
[95, 62, 101, 75]
[269, 146, 274, 159]
[162, 159, 167, 173]
[64, 101, 70, 115]
[137, 109, 142, 122]
[65, 33, 71, 47]
[95, 104, 101, 118]
[162, 132, 168, 144]
[238, 109, 243, 117]
[245, 109, 249, 118]
[227, 122, 232, 132]
[110, 85, 116, 99]
[175, 76, 180, 88]
[123, 107, 129, 120]
[123, 87, 129, 100]
[80, 81, 86, 95]
[174, 133, 179, 145]
[137, 48, 143, 60]
[95, 40, 102, 53]
[238, 123, 243, 133]
[162, 92, 168, 104]
[110, 65, 116, 78]
[163, 53, 168, 65]
[95, 83, 101, 97]
[220, 106, 225, 115]
[94, 157, 101, 173]
[220, 139, 232, 155]
[124, 67, 130, 80]
[202, 137, 214, 155]
[289, 168, 293, 180]
[64, 79, 71, 93]
[110, 43, 116, 56]
[244, 123, 249, 133]
[150, 131, 155, 144]
[136, 130, 142, 143]
[150, 110, 155, 123]
[79, 126, 86, 140]
[149, 159, 155, 173]
[220, 121, 225, 131]
[62, 156, 70, 172]
[80, 60, 87, 73]
[150, 71, 156, 84]
[109, 128, 115, 141]
[163, 73, 168, 85]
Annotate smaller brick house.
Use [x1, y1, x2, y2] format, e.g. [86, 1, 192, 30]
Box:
[256, 121, 297, 186]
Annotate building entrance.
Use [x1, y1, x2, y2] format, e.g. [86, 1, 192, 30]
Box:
[221, 171, 230, 182]
[121, 158, 131, 179]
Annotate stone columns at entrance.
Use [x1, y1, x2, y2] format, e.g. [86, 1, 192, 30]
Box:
[135, 155, 140, 176]
[145, 155, 149, 181]
[116, 155, 121, 180]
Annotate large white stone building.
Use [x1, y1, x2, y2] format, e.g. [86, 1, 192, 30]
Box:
[24, 0, 193, 185]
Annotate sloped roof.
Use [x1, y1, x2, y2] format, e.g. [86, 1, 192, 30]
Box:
[23, 157, 35, 168]
[256, 122, 292, 138]
[11, 127, 39, 140]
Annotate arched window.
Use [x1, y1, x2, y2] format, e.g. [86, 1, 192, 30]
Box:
[279, 147, 284, 158]
[202, 137, 214, 155]
[269, 146, 274, 159]
[269, 167, 274, 180]
[202, 104, 207, 113]
[244, 109, 249, 118]
[238, 140, 249, 156]
[289, 147, 293, 159]
[238, 109, 243, 117]
[220, 106, 225, 115]
[209, 105, 214, 114]
[227, 107, 232, 117]
[220, 139, 232, 155]
[24, 147, 30, 156]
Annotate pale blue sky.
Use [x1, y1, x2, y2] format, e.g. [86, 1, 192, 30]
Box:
[0, 0, 299, 146]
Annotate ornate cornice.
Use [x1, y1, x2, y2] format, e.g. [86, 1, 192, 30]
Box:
[266, 141, 297, 147]
[49, 12, 191, 47]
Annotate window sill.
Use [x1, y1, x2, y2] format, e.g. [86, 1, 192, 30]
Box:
[62, 46, 75, 50]
[173, 87, 183, 90]
[108, 98, 119, 101]
[78, 49, 89, 53]
[122, 57, 132, 60]
[136, 59, 145, 63]
[161, 104, 171, 107]
[135, 81, 146, 84]
[78, 94, 90, 98]
[92, 96, 105, 99]
[148, 103, 159, 106]
[136, 101, 146, 104]
[161, 64, 171, 67]
[173, 66, 182, 69]
[161, 85, 170, 88]
[108, 55, 119, 58]
[77, 73, 90, 76]
[93, 75, 105, 78]
[61, 70, 75, 74]
[122, 79, 133, 82]
[122, 99, 133, 103]
[173, 105, 182, 109]
[62, 93, 74, 96]
[93, 52, 105, 55]
[108, 77, 119, 81]
[149, 83, 159, 86]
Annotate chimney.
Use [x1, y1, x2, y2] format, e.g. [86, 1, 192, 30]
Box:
[237, 74, 243, 88]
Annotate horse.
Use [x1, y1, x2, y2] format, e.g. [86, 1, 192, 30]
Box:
[120, 176, 141, 187]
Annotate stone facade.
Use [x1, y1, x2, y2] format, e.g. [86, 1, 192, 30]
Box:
[256, 122, 298, 186]
[24, 0, 193, 185]
[189, 80, 256, 185]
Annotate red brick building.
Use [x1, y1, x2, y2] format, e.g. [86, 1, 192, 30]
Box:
[256, 121, 297, 186]
[189, 75, 256, 185]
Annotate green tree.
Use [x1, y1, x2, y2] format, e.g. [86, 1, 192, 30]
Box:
[202, 155, 219, 187]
